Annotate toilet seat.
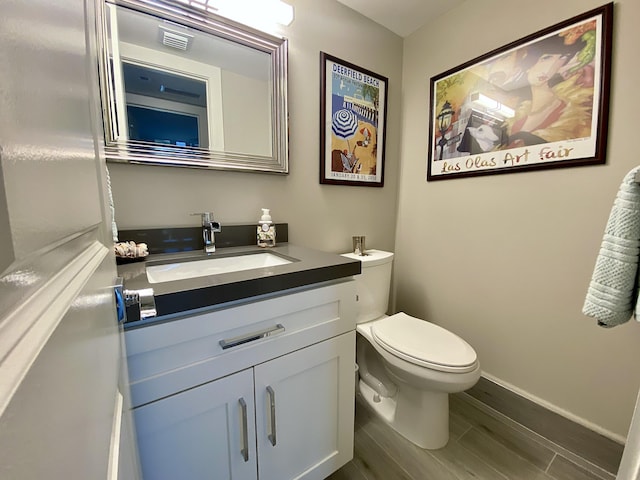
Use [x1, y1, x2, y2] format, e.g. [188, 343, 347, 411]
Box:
[371, 313, 478, 373]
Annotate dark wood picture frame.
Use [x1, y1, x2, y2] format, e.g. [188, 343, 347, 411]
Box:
[427, 3, 613, 181]
[320, 52, 388, 187]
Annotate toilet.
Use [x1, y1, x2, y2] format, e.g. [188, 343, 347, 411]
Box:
[342, 249, 480, 449]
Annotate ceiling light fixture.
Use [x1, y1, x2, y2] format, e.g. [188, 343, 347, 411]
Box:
[177, 0, 294, 31]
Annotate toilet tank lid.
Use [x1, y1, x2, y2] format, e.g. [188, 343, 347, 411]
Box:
[341, 249, 393, 266]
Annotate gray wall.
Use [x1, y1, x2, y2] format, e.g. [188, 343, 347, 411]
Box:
[396, 0, 640, 441]
[108, 0, 403, 255]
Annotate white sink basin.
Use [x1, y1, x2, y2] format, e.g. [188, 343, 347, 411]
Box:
[146, 252, 292, 284]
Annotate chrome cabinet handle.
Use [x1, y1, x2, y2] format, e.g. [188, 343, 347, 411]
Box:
[266, 386, 277, 446]
[219, 324, 285, 350]
[239, 398, 249, 462]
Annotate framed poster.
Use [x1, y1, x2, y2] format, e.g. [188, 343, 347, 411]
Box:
[427, 3, 613, 181]
[320, 52, 388, 187]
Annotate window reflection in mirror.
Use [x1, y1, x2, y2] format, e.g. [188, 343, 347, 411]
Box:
[98, 0, 288, 173]
[124, 63, 208, 148]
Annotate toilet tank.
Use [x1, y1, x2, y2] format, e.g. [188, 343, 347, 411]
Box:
[341, 250, 394, 323]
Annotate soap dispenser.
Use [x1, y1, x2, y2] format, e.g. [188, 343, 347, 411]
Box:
[257, 208, 276, 247]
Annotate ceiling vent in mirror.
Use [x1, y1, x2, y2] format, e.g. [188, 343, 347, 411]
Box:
[159, 26, 193, 51]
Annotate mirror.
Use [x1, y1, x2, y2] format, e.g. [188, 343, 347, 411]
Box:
[97, 0, 289, 173]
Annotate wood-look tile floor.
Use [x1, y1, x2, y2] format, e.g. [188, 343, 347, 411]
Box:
[327, 394, 615, 480]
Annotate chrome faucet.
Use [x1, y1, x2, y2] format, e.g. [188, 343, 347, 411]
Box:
[192, 212, 221, 253]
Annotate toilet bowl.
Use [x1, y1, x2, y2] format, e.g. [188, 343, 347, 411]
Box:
[342, 250, 480, 449]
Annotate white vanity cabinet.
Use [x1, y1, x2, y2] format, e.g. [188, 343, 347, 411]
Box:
[254, 332, 354, 480]
[134, 368, 258, 480]
[125, 279, 357, 480]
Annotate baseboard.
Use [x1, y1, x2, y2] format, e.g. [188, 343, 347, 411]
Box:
[465, 376, 624, 476]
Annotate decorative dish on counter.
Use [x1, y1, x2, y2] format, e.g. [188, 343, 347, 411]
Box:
[115, 241, 149, 264]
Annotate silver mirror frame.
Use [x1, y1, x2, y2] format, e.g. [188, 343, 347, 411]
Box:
[96, 0, 289, 174]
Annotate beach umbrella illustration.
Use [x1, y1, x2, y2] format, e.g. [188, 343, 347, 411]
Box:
[332, 109, 360, 172]
[332, 109, 359, 151]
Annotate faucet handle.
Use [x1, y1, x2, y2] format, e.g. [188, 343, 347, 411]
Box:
[191, 212, 221, 232]
[191, 212, 214, 224]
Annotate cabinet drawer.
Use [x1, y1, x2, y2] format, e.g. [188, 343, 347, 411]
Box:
[125, 279, 356, 407]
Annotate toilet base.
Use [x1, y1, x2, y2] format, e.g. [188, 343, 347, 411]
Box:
[358, 378, 450, 450]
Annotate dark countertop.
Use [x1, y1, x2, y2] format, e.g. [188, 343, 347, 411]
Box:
[118, 243, 361, 326]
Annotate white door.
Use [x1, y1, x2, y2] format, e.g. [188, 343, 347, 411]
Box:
[254, 332, 356, 480]
[134, 368, 258, 480]
[0, 0, 138, 478]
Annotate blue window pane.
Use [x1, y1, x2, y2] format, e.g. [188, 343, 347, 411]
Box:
[127, 105, 199, 147]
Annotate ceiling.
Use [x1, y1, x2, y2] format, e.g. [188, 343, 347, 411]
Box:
[335, 0, 466, 37]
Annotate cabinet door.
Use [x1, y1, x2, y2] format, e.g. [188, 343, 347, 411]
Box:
[255, 332, 355, 480]
[134, 368, 258, 480]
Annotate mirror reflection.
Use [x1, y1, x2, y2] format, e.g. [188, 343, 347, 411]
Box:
[123, 63, 209, 148]
[98, 0, 288, 173]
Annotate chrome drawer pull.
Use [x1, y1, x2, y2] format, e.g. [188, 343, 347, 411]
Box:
[239, 398, 249, 462]
[219, 324, 285, 350]
[266, 386, 277, 446]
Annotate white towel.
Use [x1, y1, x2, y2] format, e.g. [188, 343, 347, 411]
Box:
[583, 167, 640, 327]
[106, 166, 119, 243]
